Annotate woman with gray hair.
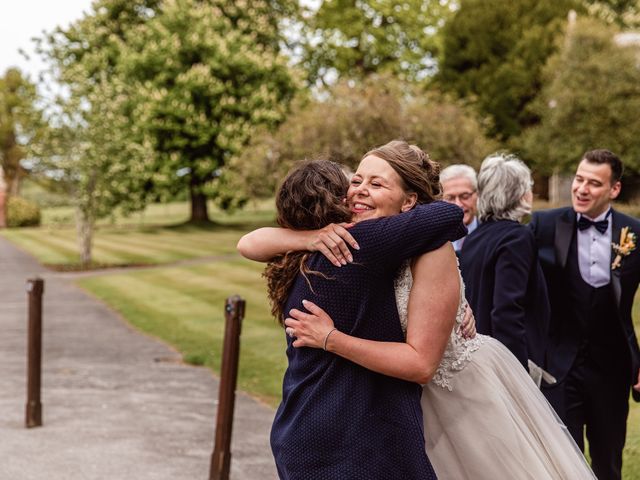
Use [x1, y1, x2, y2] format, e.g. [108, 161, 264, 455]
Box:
[460, 152, 550, 373]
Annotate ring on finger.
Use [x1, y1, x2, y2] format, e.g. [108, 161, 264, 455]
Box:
[285, 327, 295, 338]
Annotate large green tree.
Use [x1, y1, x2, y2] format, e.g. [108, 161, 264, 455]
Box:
[437, 0, 579, 141]
[521, 17, 640, 180]
[117, 0, 298, 222]
[300, 0, 457, 85]
[0, 68, 41, 198]
[33, 0, 161, 264]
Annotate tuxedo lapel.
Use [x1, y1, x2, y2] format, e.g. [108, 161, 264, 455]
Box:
[554, 209, 575, 269]
[610, 210, 622, 308]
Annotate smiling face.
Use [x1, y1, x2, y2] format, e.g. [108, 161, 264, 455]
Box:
[571, 159, 621, 219]
[347, 155, 417, 222]
[442, 176, 477, 226]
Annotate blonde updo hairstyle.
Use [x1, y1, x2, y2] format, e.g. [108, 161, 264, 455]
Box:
[363, 140, 442, 205]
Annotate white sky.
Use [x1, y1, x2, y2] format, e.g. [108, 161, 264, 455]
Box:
[0, 0, 94, 79]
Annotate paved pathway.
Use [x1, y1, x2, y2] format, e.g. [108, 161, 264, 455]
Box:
[0, 237, 278, 480]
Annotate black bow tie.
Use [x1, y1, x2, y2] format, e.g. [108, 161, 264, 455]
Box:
[577, 213, 610, 234]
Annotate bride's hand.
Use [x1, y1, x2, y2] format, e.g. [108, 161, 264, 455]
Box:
[285, 299, 336, 349]
[306, 223, 359, 267]
[460, 303, 477, 339]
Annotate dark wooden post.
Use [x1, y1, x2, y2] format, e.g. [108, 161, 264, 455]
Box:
[25, 278, 44, 428]
[209, 295, 245, 480]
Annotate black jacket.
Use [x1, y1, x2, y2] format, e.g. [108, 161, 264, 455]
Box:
[530, 207, 640, 402]
[460, 219, 550, 370]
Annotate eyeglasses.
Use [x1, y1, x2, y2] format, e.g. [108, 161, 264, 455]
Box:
[443, 191, 476, 202]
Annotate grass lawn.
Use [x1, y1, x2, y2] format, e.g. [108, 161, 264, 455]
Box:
[1, 201, 275, 269]
[77, 258, 287, 406]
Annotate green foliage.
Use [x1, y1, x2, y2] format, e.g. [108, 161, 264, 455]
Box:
[0, 68, 42, 196]
[6, 196, 41, 228]
[32, 0, 162, 263]
[301, 0, 456, 84]
[438, 0, 579, 140]
[521, 17, 640, 176]
[116, 0, 298, 221]
[223, 77, 496, 201]
[585, 0, 640, 27]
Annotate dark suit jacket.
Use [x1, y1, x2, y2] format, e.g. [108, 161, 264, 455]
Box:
[460, 219, 550, 369]
[530, 207, 640, 402]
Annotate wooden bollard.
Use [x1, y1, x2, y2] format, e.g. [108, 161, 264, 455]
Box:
[209, 295, 245, 480]
[25, 278, 44, 428]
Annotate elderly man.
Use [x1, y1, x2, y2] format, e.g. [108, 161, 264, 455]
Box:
[441, 164, 478, 252]
[530, 149, 640, 480]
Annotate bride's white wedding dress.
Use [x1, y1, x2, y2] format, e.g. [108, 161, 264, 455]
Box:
[394, 263, 596, 480]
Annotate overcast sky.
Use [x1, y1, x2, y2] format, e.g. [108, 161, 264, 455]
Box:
[0, 0, 94, 79]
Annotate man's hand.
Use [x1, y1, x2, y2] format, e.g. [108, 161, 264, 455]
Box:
[634, 370, 640, 393]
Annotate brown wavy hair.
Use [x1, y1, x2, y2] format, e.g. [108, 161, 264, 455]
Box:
[264, 160, 351, 324]
[363, 140, 442, 204]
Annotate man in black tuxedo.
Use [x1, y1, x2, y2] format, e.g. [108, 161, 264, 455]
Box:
[530, 149, 640, 480]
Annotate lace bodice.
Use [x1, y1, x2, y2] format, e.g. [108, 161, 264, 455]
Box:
[394, 261, 482, 391]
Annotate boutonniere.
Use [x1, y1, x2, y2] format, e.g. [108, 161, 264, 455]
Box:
[611, 226, 637, 270]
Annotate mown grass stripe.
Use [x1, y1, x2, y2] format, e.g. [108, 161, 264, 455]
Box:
[77, 265, 286, 405]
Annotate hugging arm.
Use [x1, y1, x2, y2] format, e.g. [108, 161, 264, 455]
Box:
[237, 223, 357, 267]
[286, 243, 460, 384]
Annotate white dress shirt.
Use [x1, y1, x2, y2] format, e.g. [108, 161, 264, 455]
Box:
[453, 217, 478, 252]
[577, 208, 612, 288]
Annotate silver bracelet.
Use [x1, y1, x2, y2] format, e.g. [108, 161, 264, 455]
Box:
[323, 328, 338, 351]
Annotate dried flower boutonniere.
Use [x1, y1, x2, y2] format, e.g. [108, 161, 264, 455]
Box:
[611, 226, 637, 270]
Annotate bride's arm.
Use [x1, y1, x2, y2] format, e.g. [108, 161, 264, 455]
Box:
[237, 223, 358, 267]
[286, 243, 459, 384]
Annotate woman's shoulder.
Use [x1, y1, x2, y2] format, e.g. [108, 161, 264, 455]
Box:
[477, 220, 534, 246]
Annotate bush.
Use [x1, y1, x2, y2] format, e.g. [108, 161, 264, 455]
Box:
[6, 196, 41, 227]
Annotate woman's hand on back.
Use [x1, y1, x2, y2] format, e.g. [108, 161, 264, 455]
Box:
[306, 223, 359, 267]
[285, 300, 336, 349]
[460, 303, 477, 339]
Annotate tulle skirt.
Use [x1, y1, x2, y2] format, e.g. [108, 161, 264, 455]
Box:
[422, 335, 595, 480]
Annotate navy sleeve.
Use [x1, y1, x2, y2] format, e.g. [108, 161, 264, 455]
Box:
[490, 227, 535, 369]
[349, 201, 466, 275]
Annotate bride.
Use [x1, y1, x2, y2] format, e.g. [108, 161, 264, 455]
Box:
[239, 140, 595, 479]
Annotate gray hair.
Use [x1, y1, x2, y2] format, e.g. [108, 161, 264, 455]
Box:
[440, 164, 477, 190]
[477, 153, 532, 222]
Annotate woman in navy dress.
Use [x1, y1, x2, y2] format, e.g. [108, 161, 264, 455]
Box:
[240, 152, 466, 479]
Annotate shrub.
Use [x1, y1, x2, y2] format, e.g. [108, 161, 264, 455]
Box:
[6, 196, 41, 227]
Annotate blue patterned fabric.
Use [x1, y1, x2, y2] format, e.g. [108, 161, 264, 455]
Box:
[271, 201, 466, 480]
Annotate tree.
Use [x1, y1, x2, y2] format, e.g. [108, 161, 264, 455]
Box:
[437, 0, 579, 141]
[32, 0, 160, 265]
[117, 0, 298, 222]
[521, 17, 640, 181]
[0, 68, 41, 197]
[300, 0, 457, 85]
[220, 76, 496, 203]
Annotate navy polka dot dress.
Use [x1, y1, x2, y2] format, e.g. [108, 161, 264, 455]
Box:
[271, 201, 466, 479]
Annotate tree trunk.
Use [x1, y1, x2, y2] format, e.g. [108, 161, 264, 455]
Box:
[189, 180, 209, 223]
[0, 191, 6, 228]
[0, 168, 6, 228]
[76, 208, 94, 267]
[8, 176, 20, 197]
